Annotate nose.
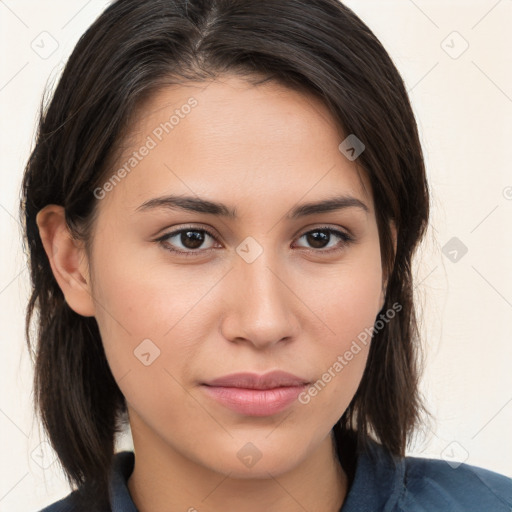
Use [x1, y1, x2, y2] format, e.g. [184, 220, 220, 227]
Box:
[219, 248, 300, 350]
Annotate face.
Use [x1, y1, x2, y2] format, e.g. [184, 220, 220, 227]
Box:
[82, 76, 388, 477]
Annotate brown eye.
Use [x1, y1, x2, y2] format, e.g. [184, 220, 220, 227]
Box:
[177, 230, 207, 250]
[157, 227, 219, 256]
[294, 227, 353, 253]
[305, 229, 331, 249]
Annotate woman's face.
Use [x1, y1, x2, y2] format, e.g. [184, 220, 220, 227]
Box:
[86, 75, 388, 476]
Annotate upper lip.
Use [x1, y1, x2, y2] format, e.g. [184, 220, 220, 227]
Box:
[202, 371, 309, 390]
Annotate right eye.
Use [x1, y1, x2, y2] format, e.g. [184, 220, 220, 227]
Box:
[156, 226, 220, 257]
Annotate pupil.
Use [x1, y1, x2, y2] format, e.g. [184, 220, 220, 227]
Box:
[307, 230, 329, 249]
[182, 230, 204, 249]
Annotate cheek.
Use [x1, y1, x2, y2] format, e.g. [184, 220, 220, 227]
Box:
[310, 244, 383, 347]
[89, 257, 207, 429]
[296, 244, 383, 404]
[88, 236, 227, 398]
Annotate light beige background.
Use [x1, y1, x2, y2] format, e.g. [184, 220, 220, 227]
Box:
[1, 0, 511, 510]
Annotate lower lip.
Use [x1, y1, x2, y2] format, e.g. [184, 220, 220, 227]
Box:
[201, 385, 307, 416]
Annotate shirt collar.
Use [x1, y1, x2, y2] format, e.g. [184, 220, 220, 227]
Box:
[339, 439, 405, 511]
[109, 451, 138, 511]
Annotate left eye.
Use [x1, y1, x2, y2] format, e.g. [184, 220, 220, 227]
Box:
[294, 227, 353, 251]
[156, 226, 353, 256]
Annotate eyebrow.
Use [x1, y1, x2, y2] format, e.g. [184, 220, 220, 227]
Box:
[136, 194, 369, 219]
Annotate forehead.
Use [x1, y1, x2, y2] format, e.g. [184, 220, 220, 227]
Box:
[101, 75, 373, 214]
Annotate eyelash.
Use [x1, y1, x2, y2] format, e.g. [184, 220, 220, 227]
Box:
[155, 225, 355, 258]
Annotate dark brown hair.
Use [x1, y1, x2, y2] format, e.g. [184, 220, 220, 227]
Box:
[21, 0, 429, 509]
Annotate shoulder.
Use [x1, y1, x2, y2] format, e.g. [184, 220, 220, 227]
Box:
[38, 492, 80, 512]
[346, 438, 512, 512]
[397, 453, 512, 511]
[36, 451, 136, 512]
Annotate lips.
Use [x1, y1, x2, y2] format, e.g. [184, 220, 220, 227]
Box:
[201, 371, 310, 416]
[202, 370, 309, 390]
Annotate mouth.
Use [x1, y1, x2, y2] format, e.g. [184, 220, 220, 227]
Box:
[201, 370, 310, 416]
[201, 384, 308, 416]
[202, 370, 309, 389]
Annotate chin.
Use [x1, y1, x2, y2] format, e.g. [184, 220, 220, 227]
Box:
[201, 438, 306, 479]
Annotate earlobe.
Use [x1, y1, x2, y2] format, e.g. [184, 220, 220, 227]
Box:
[36, 205, 96, 317]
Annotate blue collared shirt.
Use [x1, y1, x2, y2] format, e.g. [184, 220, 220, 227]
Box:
[39, 439, 512, 511]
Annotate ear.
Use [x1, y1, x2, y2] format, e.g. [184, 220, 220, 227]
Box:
[36, 205, 96, 317]
[379, 220, 397, 311]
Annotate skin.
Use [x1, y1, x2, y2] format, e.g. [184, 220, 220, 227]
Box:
[37, 75, 396, 512]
